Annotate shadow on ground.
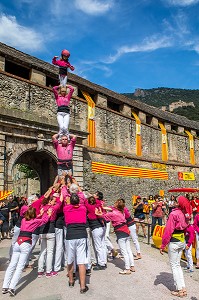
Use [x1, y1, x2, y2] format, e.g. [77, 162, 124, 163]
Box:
[154, 272, 175, 290]
[0, 257, 9, 271]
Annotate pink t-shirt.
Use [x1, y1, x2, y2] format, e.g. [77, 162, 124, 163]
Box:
[20, 205, 28, 217]
[193, 214, 199, 233]
[185, 224, 195, 247]
[31, 195, 45, 215]
[53, 85, 74, 107]
[52, 57, 73, 69]
[20, 214, 50, 232]
[124, 207, 131, 219]
[161, 208, 188, 249]
[103, 209, 126, 227]
[40, 199, 62, 222]
[53, 137, 76, 162]
[63, 204, 87, 225]
[85, 201, 99, 220]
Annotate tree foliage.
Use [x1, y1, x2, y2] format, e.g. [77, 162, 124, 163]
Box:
[123, 87, 199, 121]
[17, 164, 38, 179]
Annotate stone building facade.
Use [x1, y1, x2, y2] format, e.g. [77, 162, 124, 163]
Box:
[1, 42, 199, 207]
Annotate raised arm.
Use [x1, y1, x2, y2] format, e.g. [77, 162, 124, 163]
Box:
[52, 133, 59, 146]
[66, 85, 74, 99]
[52, 56, 59, 65]
[68, 133, 77, 141]
[52, 85, 60, 100]
[65, 61, 75, 71]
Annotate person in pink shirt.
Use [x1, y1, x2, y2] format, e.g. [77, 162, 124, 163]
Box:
[53, 84, 74, 137]
[85, 196, 107, 271]
[184, 221, 195, 273]
[193, 212, 199, 269]
[96, 199, 135, 275]
[160, 196, 191, 298]
[37, 194, 63, 278]
[52, 133, 76, 176]
[63, 193, 89, 294]
[2, 206, 52, 296]
[121, 199, 142, 260]
[69, 183, 87, 206]
[9, 204, 28, 260]
[52, 49, 75, 86]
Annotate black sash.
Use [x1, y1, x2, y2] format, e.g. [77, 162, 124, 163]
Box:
[66, 223, 87, 240]
[57, 106, 70, 113]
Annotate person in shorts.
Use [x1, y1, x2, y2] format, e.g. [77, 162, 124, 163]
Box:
[52, 133, 76, 176]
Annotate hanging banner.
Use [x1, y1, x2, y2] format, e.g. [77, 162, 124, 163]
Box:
[136, 123, 141, 135]
[81, 90, 96, 148]
[88, 106, 95, 120]
[178, 172, 195, 181]
[0, 190, 14, 201]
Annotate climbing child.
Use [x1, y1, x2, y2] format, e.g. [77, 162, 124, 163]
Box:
[52, 50, 75, 86]
[53, 85, 74, 137]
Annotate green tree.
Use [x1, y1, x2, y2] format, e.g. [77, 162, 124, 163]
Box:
[17, 164, 38, 179]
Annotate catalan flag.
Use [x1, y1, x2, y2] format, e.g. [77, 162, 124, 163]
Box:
[0, 190, 14, 201]
[92, 162, 168, 180]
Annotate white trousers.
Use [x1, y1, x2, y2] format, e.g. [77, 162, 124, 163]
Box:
[54, 228, 64, 272]
[105, 222, 114, 252]
[57, 112, 70, 136]
[168, 241, 186, 290]
[59, 74, 67, 86]
[3, 242, 31, 290]
[185, 245, 193, 270]
[129, 224, 141, 253]
[92, 227, 107, 266]
[26, 234, 39, 266]
[63, 226, 68, 266]
[38, 233, 55, 273]
[117, 237, 134, 269]
[196, 232, 199, 259]
[86, 227, 97, 265]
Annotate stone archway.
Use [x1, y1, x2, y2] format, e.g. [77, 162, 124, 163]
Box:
[11, 148, 57, 195]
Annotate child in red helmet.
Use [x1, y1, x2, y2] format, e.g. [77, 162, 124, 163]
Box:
[52, 49, 75, 86]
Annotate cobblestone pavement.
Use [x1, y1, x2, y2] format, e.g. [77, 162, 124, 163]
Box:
[0, 236, 199, 300]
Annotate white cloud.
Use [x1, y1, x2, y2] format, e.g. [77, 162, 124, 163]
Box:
[77, 60, 113, 78]
[50, 0, 72, 17]
[166, 0, 199, 6]
[188, 40, 199, 53]
[75, 0, 113, 15]
[162, 11, 189, 39]
[0, 14, 43, 52]
[103, 35, 172, 64]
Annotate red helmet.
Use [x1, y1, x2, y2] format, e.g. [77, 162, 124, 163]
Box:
[61, 49, 70, 57]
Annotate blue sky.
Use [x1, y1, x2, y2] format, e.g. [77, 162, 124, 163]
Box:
[1, 0, 199, 93]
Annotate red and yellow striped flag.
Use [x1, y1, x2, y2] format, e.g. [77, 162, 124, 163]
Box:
[0, 191, 14, 201]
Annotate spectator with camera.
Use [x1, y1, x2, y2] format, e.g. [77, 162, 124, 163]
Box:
[151, 195, 165, 236]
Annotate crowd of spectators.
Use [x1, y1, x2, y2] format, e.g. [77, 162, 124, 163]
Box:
[0, 196, 31, 241]
[132, 193, 199, 237]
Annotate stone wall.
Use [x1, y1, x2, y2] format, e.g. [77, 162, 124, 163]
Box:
[1, 70, 199, 200]
[0, 73, 55, 119]
[83, 149, 199, 209]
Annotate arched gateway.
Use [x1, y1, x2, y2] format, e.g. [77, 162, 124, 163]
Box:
[0, 106, 87, 196]
[12, 148, 57, 195]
